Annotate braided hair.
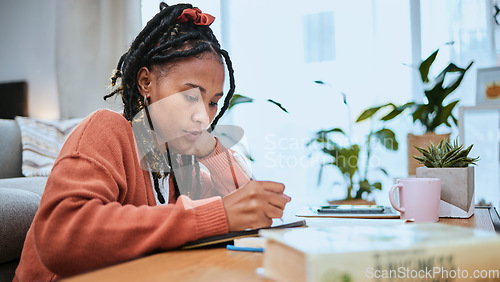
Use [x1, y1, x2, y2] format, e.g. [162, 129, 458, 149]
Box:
[104, 2, 236, 203]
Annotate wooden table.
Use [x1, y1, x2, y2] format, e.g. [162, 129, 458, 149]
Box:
[65, 206, 499, 282]
[439, 206, 499, 232]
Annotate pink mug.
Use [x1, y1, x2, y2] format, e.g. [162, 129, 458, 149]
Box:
[389, 178, 441, 222]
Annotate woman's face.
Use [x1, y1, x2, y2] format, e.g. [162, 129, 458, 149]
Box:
[137, 52, 225, 153]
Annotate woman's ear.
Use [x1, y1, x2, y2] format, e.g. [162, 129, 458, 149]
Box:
[137, 67, 152, 96]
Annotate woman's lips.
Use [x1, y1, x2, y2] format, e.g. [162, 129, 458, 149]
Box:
[183, 130, 202, 141]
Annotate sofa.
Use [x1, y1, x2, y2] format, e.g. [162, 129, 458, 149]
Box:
[0, 118, 48, 281]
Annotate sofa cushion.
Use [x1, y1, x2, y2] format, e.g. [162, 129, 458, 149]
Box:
[0, 188, 40, 264]
[0, 177, 47, 197]
[15, 116, 81, 177]
[0, 119, 23, 178]
[0, 258, 19, 282]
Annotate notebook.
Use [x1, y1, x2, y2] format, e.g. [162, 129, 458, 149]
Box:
[181, 218, 307, 249]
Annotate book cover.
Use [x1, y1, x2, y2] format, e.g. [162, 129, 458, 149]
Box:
[259, 223, 500, 281]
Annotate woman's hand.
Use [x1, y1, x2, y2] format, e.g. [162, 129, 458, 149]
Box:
[222, 180, 291, 231]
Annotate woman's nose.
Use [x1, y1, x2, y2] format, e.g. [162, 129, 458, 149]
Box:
[192, 105, 209, 125]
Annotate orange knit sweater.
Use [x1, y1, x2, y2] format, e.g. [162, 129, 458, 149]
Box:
[14, 110, 248, 281]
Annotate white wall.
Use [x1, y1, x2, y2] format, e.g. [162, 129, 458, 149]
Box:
[0, 0, 218, 120]
[55, 0, 140, 119]
[0, 0, 141, 119]
[0, 0, 59, 119]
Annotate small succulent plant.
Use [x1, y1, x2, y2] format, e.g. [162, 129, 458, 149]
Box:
[413, 138, 479, 168]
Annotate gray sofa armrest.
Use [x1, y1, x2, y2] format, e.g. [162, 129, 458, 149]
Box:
[0, 177, 47, 268]
[0, 188, 40, 264]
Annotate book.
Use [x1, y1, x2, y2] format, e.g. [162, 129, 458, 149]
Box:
[296, 205, 400, 219]
[181, 218, 306, 249]
[259, 223, 500, 282]
[233, 237, 267, 249]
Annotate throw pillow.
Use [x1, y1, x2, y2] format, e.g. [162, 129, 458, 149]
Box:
[15, 116, 82, 177]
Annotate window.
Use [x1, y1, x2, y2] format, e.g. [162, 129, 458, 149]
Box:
[141, 0, 499, 208]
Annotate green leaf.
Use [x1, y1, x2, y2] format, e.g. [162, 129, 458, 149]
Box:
[228, 94, 253, 110]
[356, 106, 383, 122]
[322, 147, 341, 158]
[372, 128, 398, 151]
[451, 115, 458, 126]
[442, 146, 464, 166]
[415, 145, 434, 161]
[356, 103, 394, 122]
[419, 49, 439, 83]
[414, 155, 430, 166]
[380, 108, 403, 121]
[442, 61, 474, 97]
[334, 144, 360, 177]
[377, 167, 389, 176]
[316, 136, 329, 143]
[436, 63, 464, 79]
[412, 104, 426, 122]
[267, 99, 289, 113]
[330, 128, 345, 134]
[437, 100, 459, 128]
[398, 102, 415, 110]
[314, 128, 346, 141]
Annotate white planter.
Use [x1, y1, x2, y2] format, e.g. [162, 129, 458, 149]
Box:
[416, 166, 474, 218]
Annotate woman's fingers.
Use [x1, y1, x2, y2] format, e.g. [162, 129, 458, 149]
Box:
[261, 181, 286, 194]
[264, 190, 291, 210]
[222, 180, 291, 231]
[263, 201, 286, 219]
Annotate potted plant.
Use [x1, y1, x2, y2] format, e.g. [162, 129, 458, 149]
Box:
[307, 90, 399, 203]
[414, 138, 479, 218]
[356, 46, 474, 175]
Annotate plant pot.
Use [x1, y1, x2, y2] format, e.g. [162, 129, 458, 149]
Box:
[407, 132, 450, 176]
[416, 166, 474, 218]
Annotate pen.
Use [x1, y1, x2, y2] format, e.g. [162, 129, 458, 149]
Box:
[232, 152, 284, 223]
[226, 244, 264, 252]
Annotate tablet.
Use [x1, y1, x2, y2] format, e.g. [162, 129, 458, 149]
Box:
[296, 205, 400, 219]
[317, 205, 385, 214]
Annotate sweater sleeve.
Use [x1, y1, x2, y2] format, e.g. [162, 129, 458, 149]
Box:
[30, 111, 229, 277]
[196, 138, 250, 197]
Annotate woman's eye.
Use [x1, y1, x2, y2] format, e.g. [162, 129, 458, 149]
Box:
[185, 95, 198, 102]
[209, 101, 218, 107]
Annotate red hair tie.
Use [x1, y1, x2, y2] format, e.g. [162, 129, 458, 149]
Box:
[177, 8, 215, 26]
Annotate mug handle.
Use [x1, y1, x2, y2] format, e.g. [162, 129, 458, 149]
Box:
[389, 184, 406, 213]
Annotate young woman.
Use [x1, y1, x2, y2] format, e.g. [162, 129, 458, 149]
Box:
[14, 3, 290, 281]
